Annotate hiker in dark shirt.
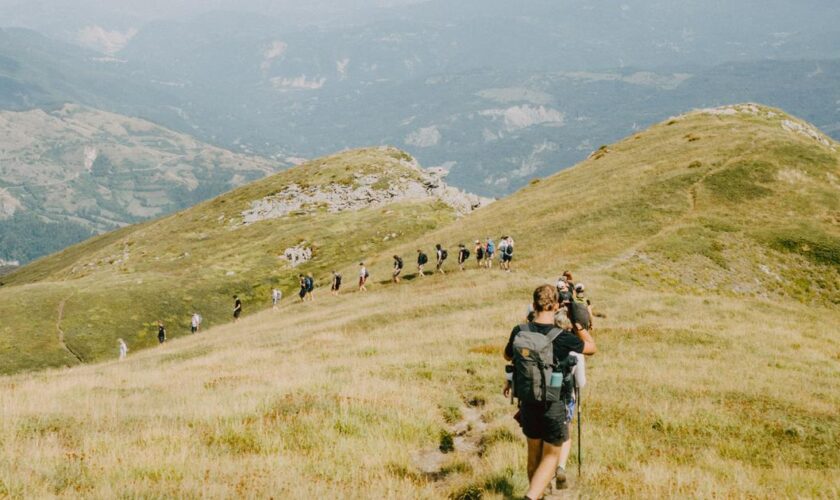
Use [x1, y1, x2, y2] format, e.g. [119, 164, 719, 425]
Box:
[298, 274, 307, 301]
[417, 249, 428, 277]
[331, 271, 342, 296]
[305, 273, 315, 301]
[157, 321, 167, 344]
[457, 244, 470, 271]
[435, 244, 446, 274]
[474, 240, 484, 268]
[393, 255, 404, 283]
[503, 284, 596, 500]
[233, 295, 242, 322]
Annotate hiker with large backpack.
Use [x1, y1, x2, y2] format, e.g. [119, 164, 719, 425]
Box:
[474, 240, 484, 268]
[417, 249, 428, 277]
[305, 273, 315, 302]
[393, 255, 404, 283]
[485, 238, 495, 269]
[503, 284, 596, 500]
[501, 236, 514, 272]
[567, 283, 593, 331]
[233, 296, 242, 322]
[457, 244, 470, 271]
[435, 244, 447, 274]
[574, 284, 594, 329]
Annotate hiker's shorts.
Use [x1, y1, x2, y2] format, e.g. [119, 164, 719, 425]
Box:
[519, 402, 570, 446]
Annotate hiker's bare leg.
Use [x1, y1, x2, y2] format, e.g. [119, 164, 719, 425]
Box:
[526, 438, 543, 481]
[526, 440, 562, 499]
[558, 433, 573, 469]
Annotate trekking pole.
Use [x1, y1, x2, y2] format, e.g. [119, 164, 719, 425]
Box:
[576, 385, 582, 476]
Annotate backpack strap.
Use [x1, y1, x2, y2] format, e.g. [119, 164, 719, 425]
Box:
[546, 327, 562, 344]
[518, 323, 531, 333]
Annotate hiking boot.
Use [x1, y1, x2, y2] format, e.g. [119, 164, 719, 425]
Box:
[555, 466, 568, 490]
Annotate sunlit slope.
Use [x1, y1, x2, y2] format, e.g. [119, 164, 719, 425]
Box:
[0, 243, 836, 498]
[367, 104, 839, 305]
[0, 105, 838, 498]
[0, 148, 458, 374]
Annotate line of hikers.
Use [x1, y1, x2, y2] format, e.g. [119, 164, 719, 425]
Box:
[132, 237, 525, 354]
[290, 236, 516, 300]
[506, 279, 597, 499]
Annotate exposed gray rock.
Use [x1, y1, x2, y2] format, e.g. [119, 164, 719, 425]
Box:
[281, 244, 312, 267]
[781, 119, 834, 149]
[242, 162, 491, 225]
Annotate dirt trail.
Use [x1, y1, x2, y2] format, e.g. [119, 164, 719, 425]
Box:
[410, 404, 488, 483]
[57, 298, 83, 364]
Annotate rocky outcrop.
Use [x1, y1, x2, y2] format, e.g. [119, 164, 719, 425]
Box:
[280, 244, 312, 267]
[242, 163, 491, 224]
[781, 119, 835, 149]
[688, 104, 836, 151]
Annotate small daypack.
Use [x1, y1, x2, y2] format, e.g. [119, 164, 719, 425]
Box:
[512, 324, 563, 403]
[476, 247, 484, 260]
[419, 253, 428, 265]
[440, 249, 448, 260]
[305, 277, 314, 292]
[487, 242, 495, 253]
[505, 245, 513, 256]
[463, 249, 471, 260]
[364, 269, 370, 278]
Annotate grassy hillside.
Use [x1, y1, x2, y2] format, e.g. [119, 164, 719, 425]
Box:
[0, 147, 459, 374]
[0, 105, 837, 497]
[365, 104, 840, 306]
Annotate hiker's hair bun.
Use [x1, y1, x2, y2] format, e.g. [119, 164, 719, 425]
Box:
[533, 284, 559, 313]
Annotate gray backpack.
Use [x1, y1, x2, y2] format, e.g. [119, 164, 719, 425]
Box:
[512, 324, 563, 403]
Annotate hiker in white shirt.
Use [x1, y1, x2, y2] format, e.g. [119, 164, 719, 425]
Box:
[272, 288, 282, 310]
[191, 312, 202, 334]
[118, 339, 128, 360]
[359, 262, 369, 292]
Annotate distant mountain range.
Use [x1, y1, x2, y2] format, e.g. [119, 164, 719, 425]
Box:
[1, 0, 839, 262]
[0, 104, 276, 263]
[1, 1, 839, 198]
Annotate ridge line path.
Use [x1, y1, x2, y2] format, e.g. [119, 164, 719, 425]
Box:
[588, 162, 726, 274]
[57, 297, 83, 364]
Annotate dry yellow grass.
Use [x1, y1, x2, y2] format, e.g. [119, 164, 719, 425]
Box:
[1, 266, 838, 498]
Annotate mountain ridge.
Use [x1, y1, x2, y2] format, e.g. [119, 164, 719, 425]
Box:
[2, 103, 838, 376]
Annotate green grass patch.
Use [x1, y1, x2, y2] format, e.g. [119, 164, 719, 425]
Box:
[704, 160, 777, 202]
[759, 225, 840, 267]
